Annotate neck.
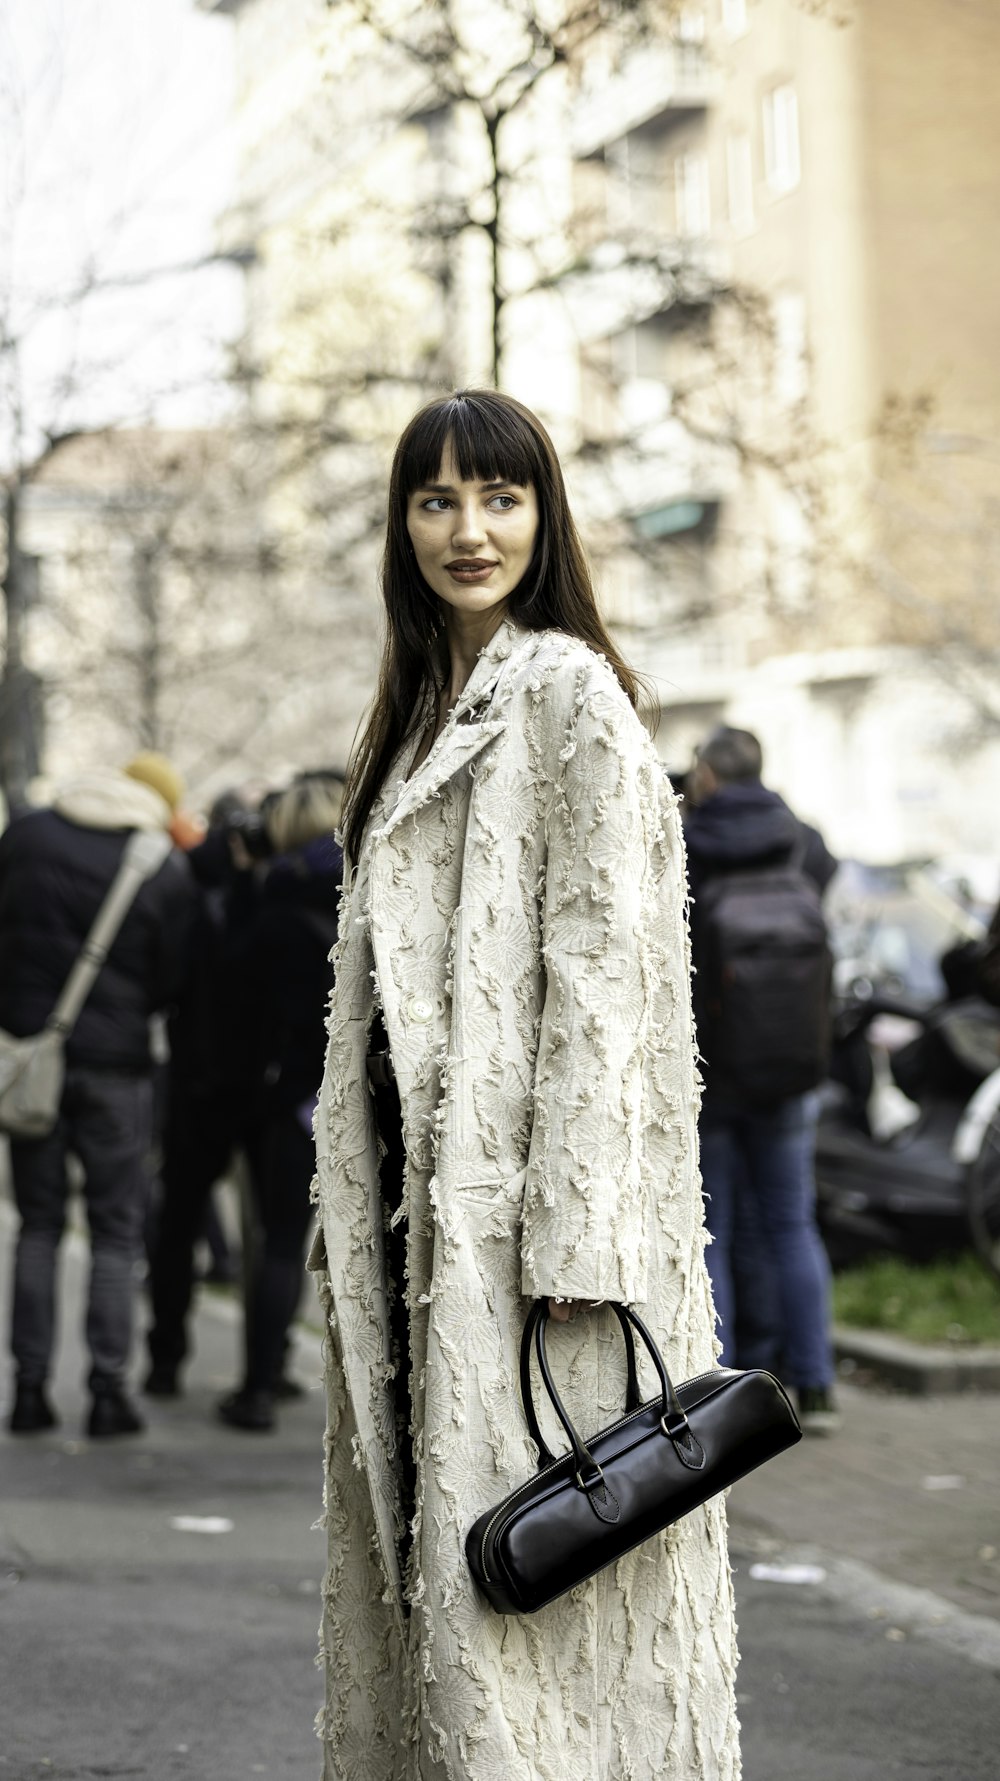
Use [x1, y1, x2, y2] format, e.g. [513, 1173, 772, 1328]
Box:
[440, 604, 509, 704]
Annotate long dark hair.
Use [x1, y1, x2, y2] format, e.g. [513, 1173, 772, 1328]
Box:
[342, 389, 639, 863]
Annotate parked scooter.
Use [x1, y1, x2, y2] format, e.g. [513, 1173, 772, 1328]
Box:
[815, 992, 1000, 1279]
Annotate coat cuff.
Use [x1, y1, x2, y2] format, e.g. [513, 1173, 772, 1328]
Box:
[520, 1181, 647, 1304]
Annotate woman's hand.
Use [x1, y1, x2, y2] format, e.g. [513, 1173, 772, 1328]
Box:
[547, 1298, 604, 1323]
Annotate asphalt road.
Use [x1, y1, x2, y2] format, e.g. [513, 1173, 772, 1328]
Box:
[1, 1207, 997, 1780]
[0, 1283, 324, 1781]
[733, 1559, 999, 1781]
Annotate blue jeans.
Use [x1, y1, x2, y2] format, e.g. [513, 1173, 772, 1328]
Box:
[699, 1092, 834, 1390]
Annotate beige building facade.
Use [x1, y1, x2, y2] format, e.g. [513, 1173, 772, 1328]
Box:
[562, 0, 1000, 865]
[192, 0, 1000, 867]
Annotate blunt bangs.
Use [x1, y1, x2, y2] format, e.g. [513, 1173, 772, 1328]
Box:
[396, 392, 547, 499]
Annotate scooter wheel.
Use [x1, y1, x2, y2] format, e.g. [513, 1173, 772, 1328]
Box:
[966, 1109, 1000, 1283]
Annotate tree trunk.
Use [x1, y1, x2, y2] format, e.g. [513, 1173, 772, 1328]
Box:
[134, 543, 162, 751]
[0, 482, 43, 816]
[485, 110, 503, 386]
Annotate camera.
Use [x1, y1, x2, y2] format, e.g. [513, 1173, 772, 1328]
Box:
[226, 806, 274, 862]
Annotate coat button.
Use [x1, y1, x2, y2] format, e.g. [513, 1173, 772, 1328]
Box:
[408, 996, 433, 1023]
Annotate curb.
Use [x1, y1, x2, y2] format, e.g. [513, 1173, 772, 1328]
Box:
[834, 1325, 1000, 1395]
[731, 1536, 1000, 1675]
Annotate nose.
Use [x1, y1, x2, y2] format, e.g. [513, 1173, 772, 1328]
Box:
[451, 500, 488, 553]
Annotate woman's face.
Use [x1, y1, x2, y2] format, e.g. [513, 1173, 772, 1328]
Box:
[406, 439, 540, 622]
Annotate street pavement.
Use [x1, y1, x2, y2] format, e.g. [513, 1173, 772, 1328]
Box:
[727, 1340, 1000, 1781]
[1, 1197, 998, 1781]
[0, 1201, 326, 1781]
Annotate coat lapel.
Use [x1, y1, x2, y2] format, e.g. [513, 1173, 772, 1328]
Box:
[376, 717, 505, 842]
[315, 621, 538, 1625]
[374, 620, 534, 845]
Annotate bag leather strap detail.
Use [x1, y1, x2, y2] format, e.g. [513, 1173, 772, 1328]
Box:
[521, 1301, 707, 1483]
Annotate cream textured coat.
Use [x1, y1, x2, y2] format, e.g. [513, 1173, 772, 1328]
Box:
[310, 619, 741, 1781]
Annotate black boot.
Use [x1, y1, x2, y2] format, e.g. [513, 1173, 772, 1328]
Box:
[87, 1385, 145, 1439]
[9, 1383, 58, 1434]
[217, 1387, 275, 1432]
[271, 1373, 305, 1401]
[143, 1361, 181, 1398]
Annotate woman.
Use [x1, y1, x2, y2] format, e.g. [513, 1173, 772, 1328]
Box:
[219, 772, 344, 1431]
[310, 391, 740, 1779]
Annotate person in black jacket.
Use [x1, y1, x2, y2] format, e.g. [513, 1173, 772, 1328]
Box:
[217, 770, 344, 1432]
[684, 725, 840, 1434]
[940, 888, 1000, 1007]
[144, 792, 264, 1397]
[0, 756, 196, 1437]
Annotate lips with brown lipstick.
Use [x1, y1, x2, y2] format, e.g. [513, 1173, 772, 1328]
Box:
[446, 558, 498, 584]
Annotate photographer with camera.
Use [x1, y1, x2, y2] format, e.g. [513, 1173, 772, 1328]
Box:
[215, 770, 344, 1431]
[144, 788, 269, 1398]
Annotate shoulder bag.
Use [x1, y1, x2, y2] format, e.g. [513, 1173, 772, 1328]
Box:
[0, 828, 173, 1139]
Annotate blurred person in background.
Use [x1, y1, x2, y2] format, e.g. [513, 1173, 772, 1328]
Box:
[980, 897, 1000, 1005]
[0, 752, 196, 1437]
[216, 769, 344, 1432]
[147, 796, 217, 1281]
[144, 788, 266, 1398]
[145, 796, 233, 1300]
[684, 724, 839, 1433]
[940, 884, 1000, 1006]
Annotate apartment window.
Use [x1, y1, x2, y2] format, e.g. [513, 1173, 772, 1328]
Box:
[674, 151, 711, 236]
[721, 0, 748, 36]
[677, 8, 706, 77]
[678, 6, 706, 38]
[772, 289, 807, 404]
[762, 83, 800, 193]
[726, 131, 754, 231]
[604, 136, 636, 228]
[772, 487, 810, 607]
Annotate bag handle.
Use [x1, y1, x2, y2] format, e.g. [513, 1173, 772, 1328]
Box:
[46, 829, 173, 1038]
[521, 1300, 705, 1486]
[519, 1299, 642, 1465]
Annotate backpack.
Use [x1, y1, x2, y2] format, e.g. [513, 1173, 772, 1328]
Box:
[697, 860, 833, 1104]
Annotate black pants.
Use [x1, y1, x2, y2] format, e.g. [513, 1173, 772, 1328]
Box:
[243, 1109, 316, 1392]
[372, 1076, 416, 1560]
[147, 1082, 249, 1371]
[9, 1068, 154, 1390]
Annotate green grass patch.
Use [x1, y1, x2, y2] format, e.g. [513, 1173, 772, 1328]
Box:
[833, 1252, 1000, 1346]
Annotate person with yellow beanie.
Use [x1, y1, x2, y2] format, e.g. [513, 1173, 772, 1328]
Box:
[124, 754, 206, 851]
[124, 753, 185, 817]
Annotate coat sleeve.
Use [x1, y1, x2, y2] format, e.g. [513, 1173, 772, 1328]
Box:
[521, 672, 671, 1304]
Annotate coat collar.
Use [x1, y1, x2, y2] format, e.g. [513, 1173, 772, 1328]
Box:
[450, 614, 524, 715]
[371, 619, 535, 845]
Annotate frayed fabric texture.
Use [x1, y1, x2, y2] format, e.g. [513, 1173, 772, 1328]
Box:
[310, 621, 741, 1780]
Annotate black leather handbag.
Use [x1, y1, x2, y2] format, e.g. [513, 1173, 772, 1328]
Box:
[466, 1300, 801, 1615]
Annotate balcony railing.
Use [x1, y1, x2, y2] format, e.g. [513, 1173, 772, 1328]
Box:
[573, 43, 718, 160]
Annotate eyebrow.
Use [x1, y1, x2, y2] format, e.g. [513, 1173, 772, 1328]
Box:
[415, 478, 521, 494]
